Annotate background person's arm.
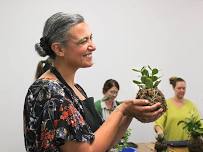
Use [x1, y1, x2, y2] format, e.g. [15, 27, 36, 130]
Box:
[154, 125, 164, 135]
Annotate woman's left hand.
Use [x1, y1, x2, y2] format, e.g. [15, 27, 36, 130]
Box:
[119, 99, 164, 123]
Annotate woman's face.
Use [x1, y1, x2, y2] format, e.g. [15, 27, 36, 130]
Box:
[104, 86, 119, 102]
[174, 81, 186, 99]
[62, 22, 96, 69]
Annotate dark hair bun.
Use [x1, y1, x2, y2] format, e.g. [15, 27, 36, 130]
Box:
[35, 43, 47, 57]
[169, 76, 177, 85]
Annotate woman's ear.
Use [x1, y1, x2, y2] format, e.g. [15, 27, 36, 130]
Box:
[51, 42, 65, 57]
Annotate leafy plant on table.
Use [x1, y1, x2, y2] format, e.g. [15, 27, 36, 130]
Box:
[115, 128, 132, 152]
[178, 114, 203, 152]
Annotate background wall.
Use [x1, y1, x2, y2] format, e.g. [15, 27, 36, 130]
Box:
[0, 0, 203, 151]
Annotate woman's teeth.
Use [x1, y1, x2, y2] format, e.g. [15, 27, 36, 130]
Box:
[84, 53, 92, 57]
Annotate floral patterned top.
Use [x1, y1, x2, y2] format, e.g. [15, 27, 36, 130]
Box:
[23, 79, 95, 152]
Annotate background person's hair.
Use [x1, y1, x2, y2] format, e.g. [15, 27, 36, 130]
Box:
[35, 12, 84, 59]
[103, 79, 120, 94]
[169, 76, 185, 88]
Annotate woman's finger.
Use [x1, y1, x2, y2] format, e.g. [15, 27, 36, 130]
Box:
[135, 107, 164, 123]
[132, 99, 150, 106]
[135, 102, 161, 113]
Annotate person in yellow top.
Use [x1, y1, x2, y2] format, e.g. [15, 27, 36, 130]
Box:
[154, 76, 202, 151]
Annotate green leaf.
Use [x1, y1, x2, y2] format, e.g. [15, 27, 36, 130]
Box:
[152, 68, 158, 75]
[133, 80, 142, 85]
[195, 128, 203, 134]
[151, 76, 158, 82]
[153, 80, 161, 88]
[141, 76, 147, 84]
[148, 65, 152, 70]
[138, 84, 144, 89]
[177, 120, 185, 126]
[141, 66, 146, 71]
[132, 68, 140, 72]
[145, 78, 153, 88]
[141, 69, 149, 77]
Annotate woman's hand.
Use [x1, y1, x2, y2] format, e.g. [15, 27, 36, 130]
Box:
[117, 99, 163, 123]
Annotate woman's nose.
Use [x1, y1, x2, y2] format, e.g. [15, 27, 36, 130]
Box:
[88, 41, 96, 51]
[112, 93, 117, 97]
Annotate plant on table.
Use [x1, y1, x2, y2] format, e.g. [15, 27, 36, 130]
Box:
[178, 114, 203, 152]
[154, 133, 167, 152]
[114, 128, 134, 152]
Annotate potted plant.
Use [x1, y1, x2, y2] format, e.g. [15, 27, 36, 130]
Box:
[177, 114, 203, 152]
[114, 129, 137, 152]
[154, 133, 167, 152]
[132, 66, 167, 112]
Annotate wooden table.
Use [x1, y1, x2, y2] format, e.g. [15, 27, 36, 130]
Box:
[136, 142, 189, 152]
[136, 142, 155, 152]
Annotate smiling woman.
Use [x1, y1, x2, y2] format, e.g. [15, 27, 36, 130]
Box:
[61, 22, 95, 68]
[23, 12, 164, 152]
[95, 79, 120, 121]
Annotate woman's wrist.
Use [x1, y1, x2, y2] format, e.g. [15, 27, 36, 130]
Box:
[116, 101, 133, 117]
[114, 106, 125, 116]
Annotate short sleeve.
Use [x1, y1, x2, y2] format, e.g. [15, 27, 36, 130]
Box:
[24, 80, 94, 152]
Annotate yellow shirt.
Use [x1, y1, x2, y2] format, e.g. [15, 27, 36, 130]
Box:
[154, 98, 201, 141]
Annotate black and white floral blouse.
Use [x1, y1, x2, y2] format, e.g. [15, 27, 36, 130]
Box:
[23, 78, 97, 152]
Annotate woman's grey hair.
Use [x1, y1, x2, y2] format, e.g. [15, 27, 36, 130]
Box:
[35, 12, 84, 58]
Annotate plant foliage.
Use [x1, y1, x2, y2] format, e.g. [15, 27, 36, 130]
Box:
[132, 65, 161, 89]
[177, 115, 203, 138]
[115, 129, 132, 151]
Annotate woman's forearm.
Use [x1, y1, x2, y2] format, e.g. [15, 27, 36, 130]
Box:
[109, 115, 133, 147]
[92, 105, 127, 152]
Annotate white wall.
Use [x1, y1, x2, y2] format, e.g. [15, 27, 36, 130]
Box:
[0, 0, 203, 151]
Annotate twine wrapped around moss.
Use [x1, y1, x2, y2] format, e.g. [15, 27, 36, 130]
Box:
[136, 88, 167, 112]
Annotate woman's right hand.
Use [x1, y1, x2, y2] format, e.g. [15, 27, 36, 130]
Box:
[118, 99, 164, 123]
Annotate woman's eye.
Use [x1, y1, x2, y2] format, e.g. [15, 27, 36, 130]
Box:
[77, 38, 87, 44]
[78, 36, 93, 44]
[79, 39, 87, 44]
